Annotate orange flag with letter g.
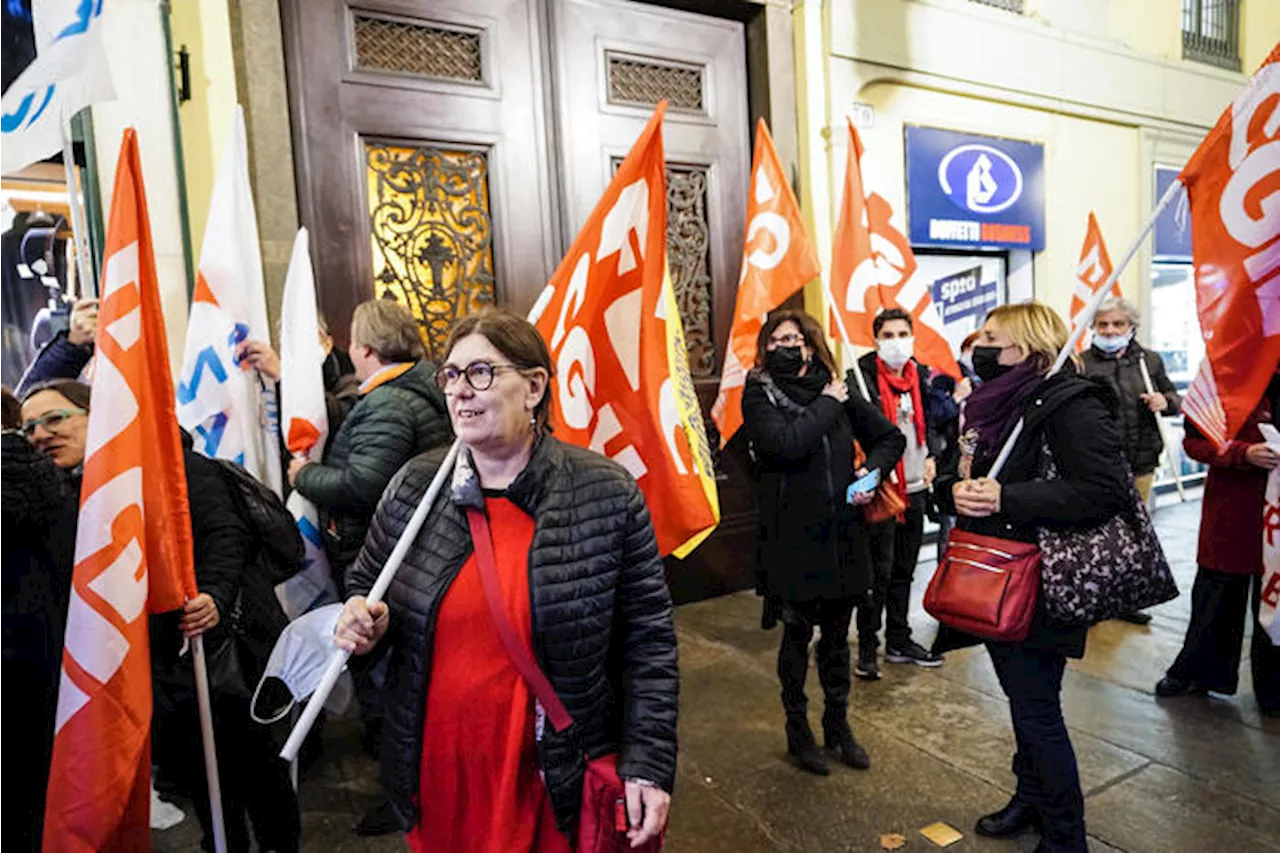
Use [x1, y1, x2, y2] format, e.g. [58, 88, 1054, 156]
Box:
[711, 118, 820, 447]
[529, 102, 719, 558]
[43, 129, 198, 852]
[1179, 43, 1280, 450]
[828, 119, 880, 348]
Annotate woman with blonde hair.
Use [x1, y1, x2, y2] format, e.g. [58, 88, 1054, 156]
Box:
[933, 302, 1130, 853]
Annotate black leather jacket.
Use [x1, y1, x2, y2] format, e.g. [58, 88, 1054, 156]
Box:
[346, 436, 678, 836]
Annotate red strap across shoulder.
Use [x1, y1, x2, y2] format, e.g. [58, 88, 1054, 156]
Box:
[466, 506, 575, 733]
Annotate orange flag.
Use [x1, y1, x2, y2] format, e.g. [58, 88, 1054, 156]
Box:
[1070, 212, 1118, 352]
[711, 119, 820, 447]
[828, 119, 881, 348]
[43, 130, 198, 852]
[867, 194, 962, 379]
[1179, 43, 1280, 450]
[529, 102, 719, 558]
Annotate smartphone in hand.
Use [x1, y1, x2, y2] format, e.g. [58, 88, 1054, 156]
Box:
[846, 469, 880, 504]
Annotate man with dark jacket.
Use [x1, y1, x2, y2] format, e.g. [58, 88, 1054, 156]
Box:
[1079, 297, 1181, 625]
[853, 309, 953, 679]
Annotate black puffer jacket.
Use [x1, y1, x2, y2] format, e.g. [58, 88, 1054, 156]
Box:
[294, 361, 452, 581]
[933, 373, 1130, 658]
[1079, 341, 1180, 475]
[346, 437, 678, 836]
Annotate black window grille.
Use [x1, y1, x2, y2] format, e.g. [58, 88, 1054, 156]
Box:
[1182, 0, 1241, 71]
[968, 0, 1025, 12]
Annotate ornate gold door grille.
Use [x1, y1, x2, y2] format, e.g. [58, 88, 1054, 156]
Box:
[352, 14, 484, 82]
[366, 142, 497, 359]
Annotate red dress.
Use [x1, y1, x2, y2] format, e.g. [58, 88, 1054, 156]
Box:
[407, 497, 572, 853]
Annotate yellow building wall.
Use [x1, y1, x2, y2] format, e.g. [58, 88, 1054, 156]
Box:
[170, 0, 239, 261]
[1241, 0, 1280, 73]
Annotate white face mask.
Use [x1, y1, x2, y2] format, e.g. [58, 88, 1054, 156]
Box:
[251, 603, 353, 724]
[1092, 330, 1133, 354]
[877, 336, 915, 370]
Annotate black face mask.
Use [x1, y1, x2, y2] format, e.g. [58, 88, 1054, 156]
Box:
[971, 345, 1013, 382]
[766, 345, 806, 378]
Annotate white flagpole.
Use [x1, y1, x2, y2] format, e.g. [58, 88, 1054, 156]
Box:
[60, 118, 94, 299]
[191, 634, 227, 853]
[279, 439, 462, 761]
[1138, 355, 1187, 502]
[826, 278, 874, 402]
[988, 177, 1184, 480]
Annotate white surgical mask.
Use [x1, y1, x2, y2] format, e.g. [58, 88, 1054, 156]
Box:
[877, 336, 915, 370]
[251, 603, 353, 724]
[1092, 330, 1133, 354]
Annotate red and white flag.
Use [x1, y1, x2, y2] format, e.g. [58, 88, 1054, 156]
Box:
[529, 102, 719, 558]
[1179, 45, 1280, 450]
[711, 119, 820, 447]
[43, 129, 198, 852]
[1070, 212, 1119, 352]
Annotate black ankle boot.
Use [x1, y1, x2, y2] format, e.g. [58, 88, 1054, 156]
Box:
[822, 712, 870, 770]
[975, 796, 1037, 838]
[784, 717, 830, 776]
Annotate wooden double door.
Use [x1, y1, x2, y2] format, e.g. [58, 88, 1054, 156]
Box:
[283, 0, 762, 601]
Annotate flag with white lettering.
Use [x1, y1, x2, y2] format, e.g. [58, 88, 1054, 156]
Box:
[828, 119, 881, 348]
[711, 119, 820, 447]
[176, 106, 282, 494]
[44, 129, 197, 852]
[276, 228, 338, 618]
[1, 0, 114, 174]
[1179, 45, 1280, 449]
[1070, 212, 1119, 352]
[529, 102, 719, 558]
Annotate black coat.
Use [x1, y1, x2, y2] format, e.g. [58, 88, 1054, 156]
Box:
[933, 373, 1130, 658]
[1078, 341, 1180, 475]
[855, 352, 956, 457]
[294, 361, 452, 579]
[742, 369, 906, 603]
[346, 437, 678, 837]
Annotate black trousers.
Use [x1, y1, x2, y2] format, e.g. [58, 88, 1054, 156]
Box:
[778, 598, 856, 723]
[988, 643, 1086, 852]
[153, 681, 300, 853]
[857, 491, 927, 649]
[1167, 567, 1280, 712]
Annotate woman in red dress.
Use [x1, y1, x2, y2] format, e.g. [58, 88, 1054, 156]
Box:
[336, 311, 677, 851]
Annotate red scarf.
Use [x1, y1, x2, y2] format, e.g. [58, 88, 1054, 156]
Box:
[876, 358, 926, 501]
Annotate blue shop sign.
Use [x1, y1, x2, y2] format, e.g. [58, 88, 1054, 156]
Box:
[931, 265, 998, 324]
[1153, 165, 1192, 262]
[905, 126, 1046, 251]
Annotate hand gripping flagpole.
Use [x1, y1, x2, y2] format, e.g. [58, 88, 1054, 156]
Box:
[987, 177, 1185, 481]
[191, 633, 227, 853]
[1137, 355, 1187, 503]
[279, 439, 462, 761]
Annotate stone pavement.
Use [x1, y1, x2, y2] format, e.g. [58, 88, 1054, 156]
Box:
[153, 494, 1280, 852]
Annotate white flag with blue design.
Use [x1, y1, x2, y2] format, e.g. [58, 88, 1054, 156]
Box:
[177, 105, 283, 495]
[276, 228, 338, 618]
[2, 0, 115, 174]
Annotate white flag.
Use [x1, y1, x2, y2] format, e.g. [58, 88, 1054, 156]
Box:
[276, 228, 338, 618]
[1, 0, 114, 174]
[176, 105, 283, 494]
[1262, 445, 1280, 646]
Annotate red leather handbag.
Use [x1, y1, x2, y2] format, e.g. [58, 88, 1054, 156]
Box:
[466, 508, 665, 853]
[923, 528, 1041, 642]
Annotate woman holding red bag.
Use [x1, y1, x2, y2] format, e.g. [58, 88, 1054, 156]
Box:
[932, 302, 1130, 853]
[334, 310, 676, 852]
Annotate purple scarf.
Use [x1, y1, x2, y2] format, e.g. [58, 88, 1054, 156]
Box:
[961, 361, 1046, 465]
